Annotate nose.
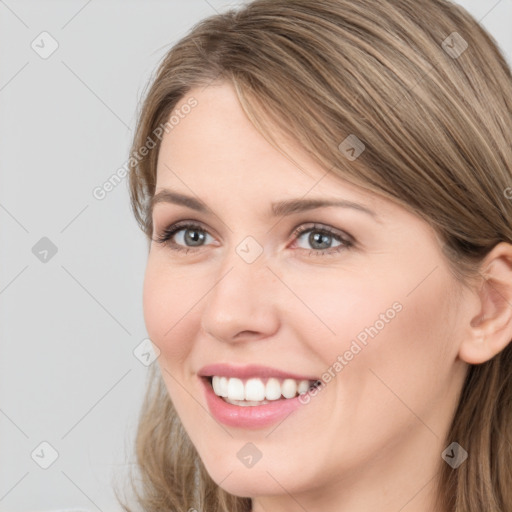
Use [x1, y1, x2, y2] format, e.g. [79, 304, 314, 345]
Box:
[200, 250, 281, 344]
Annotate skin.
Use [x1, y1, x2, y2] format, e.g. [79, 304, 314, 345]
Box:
[142, 81, 512, 512]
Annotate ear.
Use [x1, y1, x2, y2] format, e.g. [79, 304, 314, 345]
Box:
[458, 242, 512, 365]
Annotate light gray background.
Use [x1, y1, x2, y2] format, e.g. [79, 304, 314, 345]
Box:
[0, 1, 511, 511]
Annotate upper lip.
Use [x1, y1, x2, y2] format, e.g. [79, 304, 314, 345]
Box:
[198, 363, 318, 381]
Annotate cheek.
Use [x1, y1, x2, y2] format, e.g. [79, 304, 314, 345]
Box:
[300, 264, 455, 402]
[336, 270, 456, 423]
[142, 260, 199, 368]
[310, 262, 453, 364]
[142, 261, 208, 426]
[287, 268, 403, 354]
[297, 268, 458, 465]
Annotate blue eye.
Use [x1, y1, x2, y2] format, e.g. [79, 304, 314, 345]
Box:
[153, 222, 214, 254]
[153, 221, 354, 256]
[291, 224, 353, 255]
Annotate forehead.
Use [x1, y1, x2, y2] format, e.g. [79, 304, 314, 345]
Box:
[156, 83, 306, 184]
[154, 82, 406, 226]
[158, 84, 365, 196]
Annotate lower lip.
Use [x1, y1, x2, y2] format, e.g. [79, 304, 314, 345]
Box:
[201, 377, 307, 429]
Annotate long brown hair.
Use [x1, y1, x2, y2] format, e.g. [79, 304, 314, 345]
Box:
[118, 1, 512, 510]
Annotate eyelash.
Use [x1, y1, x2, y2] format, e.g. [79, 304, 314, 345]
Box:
[153, 220, 354, 257]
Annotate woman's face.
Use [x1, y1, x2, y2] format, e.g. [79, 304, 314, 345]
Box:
[143, 81, 469, 509]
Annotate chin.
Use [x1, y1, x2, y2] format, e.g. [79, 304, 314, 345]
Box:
[201, 456, 299, 498]
[213, 473, 279, 498]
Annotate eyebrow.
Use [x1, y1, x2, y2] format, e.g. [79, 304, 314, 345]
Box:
[150, 189, 378, 219]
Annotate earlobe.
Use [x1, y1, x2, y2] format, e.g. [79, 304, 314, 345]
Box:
[458, 242, 512, 365]
[458, 333, 491, 365]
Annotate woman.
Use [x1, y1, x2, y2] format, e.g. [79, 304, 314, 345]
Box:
[119, 0, 512, 510]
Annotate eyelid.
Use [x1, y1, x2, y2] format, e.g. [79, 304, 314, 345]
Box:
[153, 218, 355, 257]
[153, 217, 216, 237]
[153, 217, 350, 240]
[152, 219, 216, 246]
[291, 222, 354, 244]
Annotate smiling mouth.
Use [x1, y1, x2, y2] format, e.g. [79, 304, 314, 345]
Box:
[204, 375, 322, 406]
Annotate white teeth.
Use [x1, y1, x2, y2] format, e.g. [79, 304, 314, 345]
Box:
[225, 398, 271, 406]
[297, 380, 310, 394]
[212, 376, 229, 397]
[281, 378, 298, 399]
[212, 376, 221, 395]
[227, 377, 245, 400]
[265, 378, 282, 400]
[245, 378, 266, 401]
[210, 375, 316, 403]
[219, 377, 228, 397]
